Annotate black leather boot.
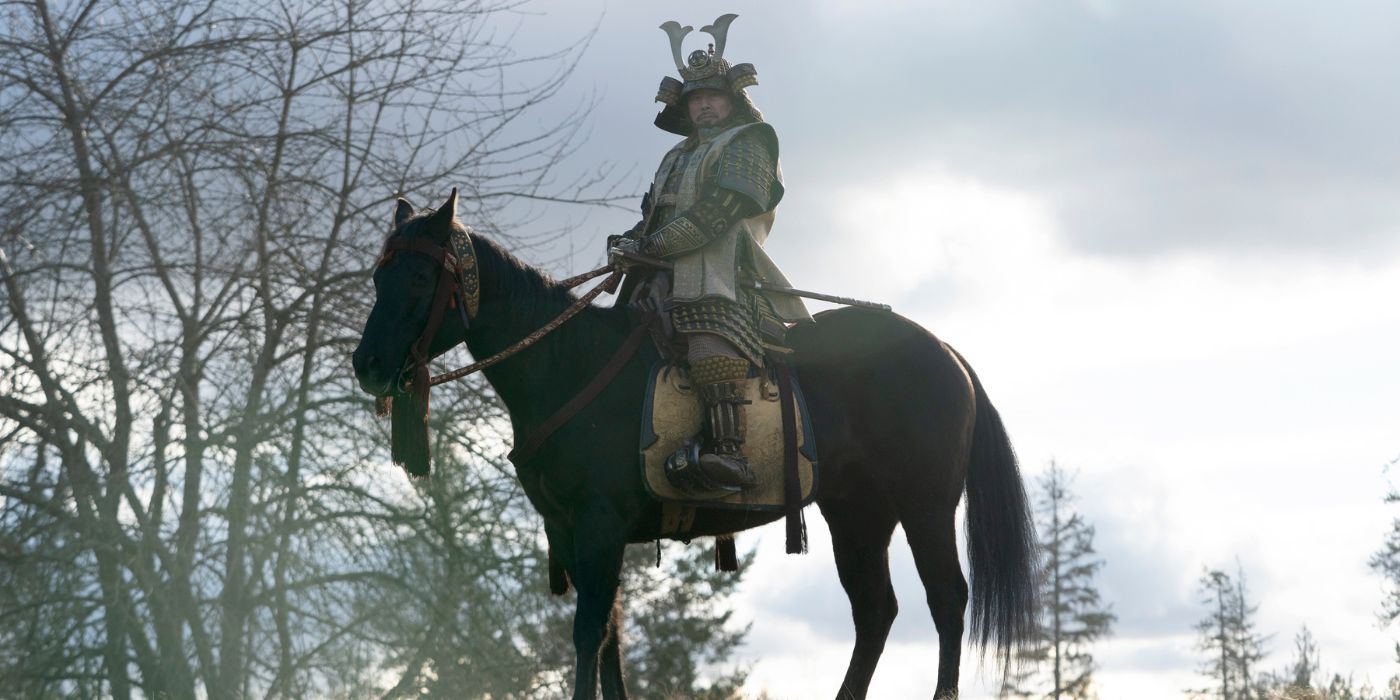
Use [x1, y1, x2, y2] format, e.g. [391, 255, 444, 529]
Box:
[697, 380, 757, 488]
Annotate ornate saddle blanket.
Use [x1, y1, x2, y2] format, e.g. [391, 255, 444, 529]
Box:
[639, 361, 818, 512]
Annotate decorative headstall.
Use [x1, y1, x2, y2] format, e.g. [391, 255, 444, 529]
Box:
[383, 226, 479, 323]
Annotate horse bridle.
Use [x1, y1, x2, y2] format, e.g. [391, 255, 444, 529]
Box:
[371, 217, 646, 474]
[376, 224, 481, 392]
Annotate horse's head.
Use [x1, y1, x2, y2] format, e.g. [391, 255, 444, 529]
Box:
[352, 189, 479, 399]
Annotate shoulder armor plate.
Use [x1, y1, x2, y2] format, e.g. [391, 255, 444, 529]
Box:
[714, 126, 782, 211]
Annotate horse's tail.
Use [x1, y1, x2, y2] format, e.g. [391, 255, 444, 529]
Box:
[950, 346, 1038, 669]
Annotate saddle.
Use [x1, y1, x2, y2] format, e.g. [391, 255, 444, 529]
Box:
[638, 361, 818, 528]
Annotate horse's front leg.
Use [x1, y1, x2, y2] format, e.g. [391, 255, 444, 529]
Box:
[598, 593, 628, 699]
[570, 501, 629, 700]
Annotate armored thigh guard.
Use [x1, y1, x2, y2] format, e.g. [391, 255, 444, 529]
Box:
[671, 297, 766, 368]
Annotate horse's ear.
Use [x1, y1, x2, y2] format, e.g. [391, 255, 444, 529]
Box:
[428, 188, 458, 237]
[442, 187, 458, 219]
[393, 197, 414, 230]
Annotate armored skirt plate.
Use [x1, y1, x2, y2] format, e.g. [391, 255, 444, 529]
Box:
[639, 361, 818, 511]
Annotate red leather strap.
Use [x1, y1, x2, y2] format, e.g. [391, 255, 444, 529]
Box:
[409, 261, 457, 368]
[507, 312, 657, 466]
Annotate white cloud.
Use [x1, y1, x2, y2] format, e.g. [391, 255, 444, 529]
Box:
[497, 2, 1400, 695]
[831, 170, 1059, 303]
[728, 164, 1400, 697]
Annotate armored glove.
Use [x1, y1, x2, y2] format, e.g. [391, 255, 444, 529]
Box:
[607, 235, 641, 269]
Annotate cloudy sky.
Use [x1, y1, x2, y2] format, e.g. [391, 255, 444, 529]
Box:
[479, 1, 1400, 697]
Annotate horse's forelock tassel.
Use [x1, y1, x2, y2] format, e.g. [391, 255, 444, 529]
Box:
[390, 364, 432, 477]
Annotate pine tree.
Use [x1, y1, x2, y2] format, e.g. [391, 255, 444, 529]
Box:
[619, 544, 752, 699]
[1191, 565, 1268, 700]
[1195, 570, 1237, 700]
[1289, 627, 1323, 692]
[1370, 457, 1400, 696]
[1002, 462, 1115, 699]
[1390, 644, 1400, 700]
[1257, 627, 1379, 700]
[1232, 571, 1268, 699]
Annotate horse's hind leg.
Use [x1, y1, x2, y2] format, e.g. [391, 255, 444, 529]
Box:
[895, 496, 967, 699]
[820, 493, 900, 700]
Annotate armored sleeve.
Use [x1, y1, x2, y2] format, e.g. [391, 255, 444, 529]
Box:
[639, 130, 778, 259]
[638, 189, 761, 259]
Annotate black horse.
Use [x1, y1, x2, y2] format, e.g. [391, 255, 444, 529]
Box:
[352, 192, 1037, 699]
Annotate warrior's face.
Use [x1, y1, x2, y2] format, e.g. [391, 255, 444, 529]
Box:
[687, 89, 732, 127]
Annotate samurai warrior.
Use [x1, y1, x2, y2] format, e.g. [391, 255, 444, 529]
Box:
[609, 14, 812, 496]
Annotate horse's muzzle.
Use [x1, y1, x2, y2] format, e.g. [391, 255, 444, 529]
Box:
[351, 348, 398, 397]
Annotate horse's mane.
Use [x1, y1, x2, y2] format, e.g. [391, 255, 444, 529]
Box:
[469, 233, 582, 313]
[460, 231, 639, 414]
[397, 210, 608, 323]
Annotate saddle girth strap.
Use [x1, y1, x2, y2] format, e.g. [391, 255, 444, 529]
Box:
[508, 311, 658, 466]
[777, 360, 806, 554]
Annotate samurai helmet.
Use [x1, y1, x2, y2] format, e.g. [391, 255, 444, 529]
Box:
[653, 14, 763, 136]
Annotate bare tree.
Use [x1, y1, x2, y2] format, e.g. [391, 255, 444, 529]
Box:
[0, 1, 649, 698]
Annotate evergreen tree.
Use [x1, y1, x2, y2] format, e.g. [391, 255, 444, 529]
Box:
[1191, 565, 1267, 700]
[1290, 627, 1323, 692]
[1257, 627, 1379, 700]
[1002, 462, 1115, 699]
[1370, 457, 1400, 696]
[1390, 644, 1400, 700]
[1233, 572, 1268, 699]
[619, 543, 752, 700]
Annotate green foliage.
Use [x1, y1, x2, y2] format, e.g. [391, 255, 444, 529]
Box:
[323, 422, 754, 699]
[352, 442, 576, 699]
[619, 543, 752, 700]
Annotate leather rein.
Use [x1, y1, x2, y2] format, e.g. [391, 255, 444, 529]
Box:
[377, 233, 622, 390]
[430, 263, 622, 386]
[377, 230, 654, 468]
